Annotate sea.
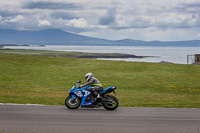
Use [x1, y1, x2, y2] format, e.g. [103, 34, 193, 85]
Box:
[3, 45, 200, 64]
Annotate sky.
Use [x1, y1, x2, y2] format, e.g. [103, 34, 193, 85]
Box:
[0, 0, 200, 41]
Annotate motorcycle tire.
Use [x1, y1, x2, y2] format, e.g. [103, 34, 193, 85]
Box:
[103, 95, 119, 110]
[65, 95, 81, 109]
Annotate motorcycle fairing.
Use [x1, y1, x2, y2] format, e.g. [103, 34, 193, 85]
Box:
[70, 86, 94, 107]
[99, 86, 116, 96]
[80, 90, 93, 107]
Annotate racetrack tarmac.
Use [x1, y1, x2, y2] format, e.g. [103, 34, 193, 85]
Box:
[0, 104, 200, 133]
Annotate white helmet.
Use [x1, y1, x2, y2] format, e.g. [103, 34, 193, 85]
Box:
[85, 73, 93, 82]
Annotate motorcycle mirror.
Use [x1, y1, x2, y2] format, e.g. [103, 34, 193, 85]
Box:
[77, 80, 81, 83]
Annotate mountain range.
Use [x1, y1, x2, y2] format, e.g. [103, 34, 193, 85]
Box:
[0, 29, 200, 47]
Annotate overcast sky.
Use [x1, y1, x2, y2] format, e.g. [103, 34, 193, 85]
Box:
[1, 0, 200, 41]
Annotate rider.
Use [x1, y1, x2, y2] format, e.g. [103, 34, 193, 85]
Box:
[80, 73, 103, 102]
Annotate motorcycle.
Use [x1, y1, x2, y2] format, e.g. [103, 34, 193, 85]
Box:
[65, 80, 119, 110]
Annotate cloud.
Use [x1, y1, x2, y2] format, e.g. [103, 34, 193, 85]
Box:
[106, 1, 200, 30]
[68, 18, 88, 28]
[51, 12, 76, 20]
[38, 20, 51, 26]
[8, 15, 24, 22]
[24, 1, 81, 10]
[99, 8, 117, 25]
[178, 3, 200, 13]
[1, 0, 200, 41]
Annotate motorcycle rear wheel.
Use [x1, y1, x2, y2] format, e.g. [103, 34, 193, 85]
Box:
[65, 95, 81, 109]
[103, 95, 119, 110]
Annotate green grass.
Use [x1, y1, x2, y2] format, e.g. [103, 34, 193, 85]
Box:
[0, 49, 200, 108]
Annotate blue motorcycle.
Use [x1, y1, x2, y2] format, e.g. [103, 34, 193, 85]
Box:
[65, 80, 119, 110]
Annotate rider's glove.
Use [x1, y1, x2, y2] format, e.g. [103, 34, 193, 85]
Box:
[80, 85, 84, 88]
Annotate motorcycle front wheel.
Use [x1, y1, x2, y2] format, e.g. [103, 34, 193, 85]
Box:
[65, 95, 81, 109]
[103, 95, 119, 110]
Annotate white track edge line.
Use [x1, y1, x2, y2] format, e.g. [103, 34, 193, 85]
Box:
[0, 103, 48, 106]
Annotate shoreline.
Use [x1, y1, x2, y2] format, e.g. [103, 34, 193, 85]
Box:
[75, 53, 152, 59]
[0, 48, 153, 59]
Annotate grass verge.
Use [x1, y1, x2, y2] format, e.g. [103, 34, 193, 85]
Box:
[0, 49, 200, 108]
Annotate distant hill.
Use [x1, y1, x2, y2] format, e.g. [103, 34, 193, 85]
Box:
[114, 39, 200, 47]
[0, 29, 115, 45]
[0, 29, 200, 46]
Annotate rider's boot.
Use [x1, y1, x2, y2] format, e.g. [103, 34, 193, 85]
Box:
[92, 91, 102, 105]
